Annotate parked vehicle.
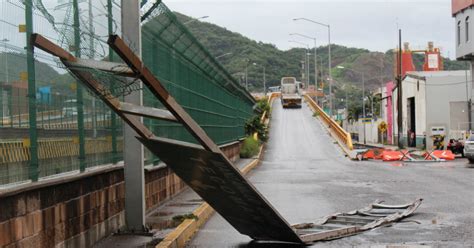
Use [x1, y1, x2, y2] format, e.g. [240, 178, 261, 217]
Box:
[463, 136, 474, 163]
[280, 77, 302, 108]
[447, 139, 464, 157]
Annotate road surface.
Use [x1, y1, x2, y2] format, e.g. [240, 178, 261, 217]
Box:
[188, 100, 474, 247]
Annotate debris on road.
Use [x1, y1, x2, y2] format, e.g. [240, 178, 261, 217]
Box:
[292, 199, 423, 243]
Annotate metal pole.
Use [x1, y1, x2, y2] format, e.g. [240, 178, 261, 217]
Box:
[26, 0, 38, 181]
[122, 0, 146, 232]
[397, 29, 403, 149]
[314, 38, 318, 102]
[107, 0, 118, 163]
[306, 48, 310, 89]
[328, 25, 333, 117]
[362, 73, 366, 145]
[89, 0, 97, 138]
[73, 0, 86, 172]
[263, 66, 266, 93]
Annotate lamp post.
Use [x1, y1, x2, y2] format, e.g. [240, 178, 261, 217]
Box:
[293, 18, 332, 116]
[289, 33, 317, 93]
[288, 40, 310, 88]
[338, 65, 366, 144]
[183, 15, 209, 25]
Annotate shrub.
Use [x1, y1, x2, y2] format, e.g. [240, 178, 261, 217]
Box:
[240, 137, 260, 158]
[244, 115, 268, 142]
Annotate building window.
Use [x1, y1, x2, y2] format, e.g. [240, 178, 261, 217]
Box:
[466, 17, 470, 42]
[458, 20, 461, 45]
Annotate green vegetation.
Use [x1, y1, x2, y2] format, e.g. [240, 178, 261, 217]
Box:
[244, 98, 270, 142]
[240, 136, 260, 158]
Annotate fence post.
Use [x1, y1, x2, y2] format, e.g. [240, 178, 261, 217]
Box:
[25, 0, 39, 181]
[73, 0, 86, 172]
[107, 0, 118, 163]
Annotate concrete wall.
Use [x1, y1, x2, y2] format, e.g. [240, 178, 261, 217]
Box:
[392, 74, 427, 147]
[454, 7, 474, 59]
[392, 71, 471, 149]
[0, 140, 242, 248]
[425, 72, 471, 149]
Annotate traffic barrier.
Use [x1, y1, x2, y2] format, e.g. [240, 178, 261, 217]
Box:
[304, 95, 353, 150]
[381, 150, 404, 161]
[424, 150, 455, 161]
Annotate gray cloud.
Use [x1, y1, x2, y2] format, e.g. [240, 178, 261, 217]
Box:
[166, 0, 455, 58]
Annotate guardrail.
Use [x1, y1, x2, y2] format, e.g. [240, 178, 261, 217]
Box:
[304, 94, 353, 150]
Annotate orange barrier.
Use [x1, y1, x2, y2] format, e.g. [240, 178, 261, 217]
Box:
[382, 150, 404, 161]
[304, 95, 353, 150]
[424, 150, 455, 160]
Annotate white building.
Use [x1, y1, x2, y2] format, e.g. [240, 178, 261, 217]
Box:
[392, 71, 471, 149]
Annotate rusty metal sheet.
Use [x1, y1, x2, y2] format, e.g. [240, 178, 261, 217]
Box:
[138, 136, 304, 243]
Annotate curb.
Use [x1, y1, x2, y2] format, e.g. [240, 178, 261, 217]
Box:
[155, 147, 264, 248]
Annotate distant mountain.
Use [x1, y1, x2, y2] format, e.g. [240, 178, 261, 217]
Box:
[176, 12, 468, 93]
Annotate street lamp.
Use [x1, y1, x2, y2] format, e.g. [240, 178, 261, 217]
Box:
[293, 18, 332, 116]
[337, 65, 366, 144]
[215, 52, 232, 59]
[290, 33, 318, 100]
[288, 40, 310, 88]
[183, 15, 209, 25]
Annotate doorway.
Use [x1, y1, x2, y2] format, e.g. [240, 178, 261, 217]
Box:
[407, 97, 416, 147]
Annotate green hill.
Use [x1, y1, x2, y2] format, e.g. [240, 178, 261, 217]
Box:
[176, 12, 468, 94]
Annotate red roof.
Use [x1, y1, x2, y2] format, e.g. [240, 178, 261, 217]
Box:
[452, 0, 474, 16]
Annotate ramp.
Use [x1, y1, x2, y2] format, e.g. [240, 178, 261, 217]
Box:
[31, 34, 422, 244]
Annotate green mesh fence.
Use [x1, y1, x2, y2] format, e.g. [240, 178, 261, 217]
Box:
[0, 0, 255, 186]
[140, 1, 254, 146]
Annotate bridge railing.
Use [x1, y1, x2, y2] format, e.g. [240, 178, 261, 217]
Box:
[304, 94, 353, 150]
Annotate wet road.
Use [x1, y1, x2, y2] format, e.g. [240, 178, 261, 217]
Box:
[188, 101, 474, 247]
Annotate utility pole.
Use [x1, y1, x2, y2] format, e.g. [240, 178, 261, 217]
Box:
[263, 66, 266, 93]
[26, 0, 38, 181]
[122, 0, 146, 232]
[397, 29, 403, 149]
[328, 25, 333, 117]
[314, 38, 317, 101]
[362, 73, 366, 145]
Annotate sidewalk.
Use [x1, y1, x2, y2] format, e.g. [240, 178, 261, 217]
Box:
[94, 158, 252, 248]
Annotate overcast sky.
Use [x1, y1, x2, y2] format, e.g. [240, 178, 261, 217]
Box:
[166, 0, 456, 58]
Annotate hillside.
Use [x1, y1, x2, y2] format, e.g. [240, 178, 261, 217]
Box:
[176, 12, 468, 93]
